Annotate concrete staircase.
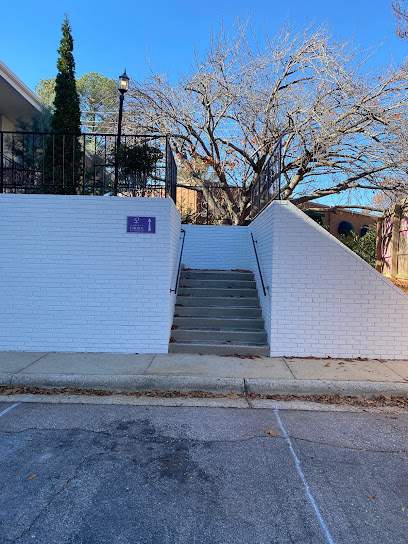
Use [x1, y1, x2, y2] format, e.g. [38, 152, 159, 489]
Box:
[169, 269, 269, 355]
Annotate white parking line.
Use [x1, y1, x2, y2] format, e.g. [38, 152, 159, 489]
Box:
[0, 402, 21, 418]
[274, 403, 335, 544]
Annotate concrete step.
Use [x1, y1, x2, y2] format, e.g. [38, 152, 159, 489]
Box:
[178, 287, 258, 298]
[168, 341, 269, 356]
[171, 268, 268, 356]
[175, 296, 260, 307]
[181, 270, 254, 281]
[171, 328, 268, 344]
[173, 316, 265, 329]
[174, 306, 263, 318]
[179, 279, 257, 290]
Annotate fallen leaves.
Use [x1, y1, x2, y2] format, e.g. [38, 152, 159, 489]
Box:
[266, 429, 279, 437]
[1, 386, 408, 409]
[229, 392, 240, 399]
[325, 363, 331, 367]
[367, 494, 376, 499]
[218, 353, 260, 359]
[391, 279, 408, 295]
[27, 474, 37, 481]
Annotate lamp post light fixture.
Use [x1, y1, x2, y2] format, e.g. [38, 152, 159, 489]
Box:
[114, 69, 129, 195]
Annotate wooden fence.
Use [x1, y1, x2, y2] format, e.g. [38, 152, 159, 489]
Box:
[376, 200, 408, 280]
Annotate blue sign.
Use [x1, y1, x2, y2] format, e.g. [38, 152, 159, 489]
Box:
[127, 216, 156, 233]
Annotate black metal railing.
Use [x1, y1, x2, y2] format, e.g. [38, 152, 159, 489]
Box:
[251, 140, 282, 219]
[166, 137, 177, 203]
[171, 229, 186, 294]
[251, 232, 266, 296]
[178, 185, 245, 225]
[0, 130, 284, 224]
[0, 131, 177, 201]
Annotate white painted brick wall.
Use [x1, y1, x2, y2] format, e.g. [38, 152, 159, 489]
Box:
[0, 194, 180, 354]
[248, 207, 276, 347]
[182, 225, 252, 270]
[3, 194, 406, 358]
[252, 201, 408, 359]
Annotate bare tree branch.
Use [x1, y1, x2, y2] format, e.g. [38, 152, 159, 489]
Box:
[126, 18, 408, 223]
[393, 1, 408, 39]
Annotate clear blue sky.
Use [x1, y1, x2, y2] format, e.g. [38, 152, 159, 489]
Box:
[1, 0, 405, 92]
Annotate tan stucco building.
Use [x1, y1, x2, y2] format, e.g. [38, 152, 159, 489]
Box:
[299, 202, 377, 239]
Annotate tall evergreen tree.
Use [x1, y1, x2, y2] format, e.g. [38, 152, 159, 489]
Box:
[52, 15, 81, 133]
[36, 73, 118, 133]
[45, 15, 81, 194]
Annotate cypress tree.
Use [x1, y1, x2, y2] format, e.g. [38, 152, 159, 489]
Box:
[45, 15, 82, 194]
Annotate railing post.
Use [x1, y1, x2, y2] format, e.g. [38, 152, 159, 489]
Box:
[278, 138, 282, 199]
[0, 131, 3, 193]
[165, 136, 169, 198]
[62, 135, 65, 193]
[82, 134, 86, 195]
[41, 134, 45, 190]
[172, 156, 177, 203]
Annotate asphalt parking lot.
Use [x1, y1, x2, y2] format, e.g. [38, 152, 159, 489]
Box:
[0, 400, 407, 543]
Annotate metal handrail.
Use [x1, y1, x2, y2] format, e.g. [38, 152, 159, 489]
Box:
[251, 232, 266, 296]
[171, 229, 186, 293]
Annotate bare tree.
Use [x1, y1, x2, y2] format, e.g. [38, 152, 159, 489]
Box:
[127, 20, 408, 224]
[393, 1, 408, 39]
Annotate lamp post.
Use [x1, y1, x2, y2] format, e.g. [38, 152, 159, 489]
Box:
[114, 69, 129, 195]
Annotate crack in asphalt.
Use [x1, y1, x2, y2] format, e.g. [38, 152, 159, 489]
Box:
[0, 427, 272, 445]
[0, 428, 407, 454]
[11, 451, 110, 544]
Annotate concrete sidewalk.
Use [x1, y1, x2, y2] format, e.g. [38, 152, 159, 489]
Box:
[1, 351, 408, 397]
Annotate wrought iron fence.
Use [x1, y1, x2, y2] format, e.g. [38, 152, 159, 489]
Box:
[0, 130, 284, 224]
[251, 140, 282, 219]
[0, 131, 177, 200]
[177, 185, 246, 225]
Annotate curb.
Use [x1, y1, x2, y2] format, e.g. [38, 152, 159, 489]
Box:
[0, 374, 12, 386]
[7, 373, 245, 394]
[2, 374, 408, 398]
[244, 379, 408, 397]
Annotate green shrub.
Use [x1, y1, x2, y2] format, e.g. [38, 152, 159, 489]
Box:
[340, 228, 377, 267]
[116, 143, 163, 184]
